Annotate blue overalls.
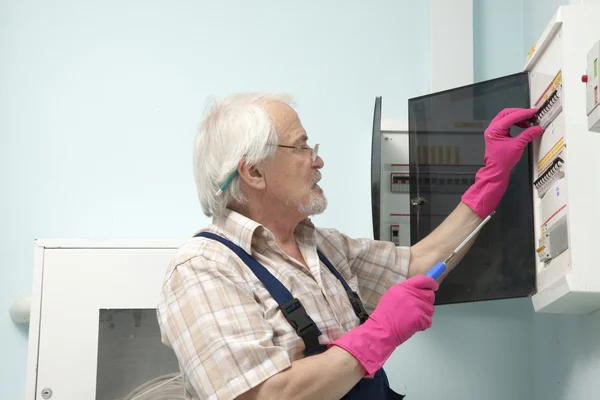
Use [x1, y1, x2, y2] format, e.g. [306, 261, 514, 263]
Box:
[195, 232, 406, 399]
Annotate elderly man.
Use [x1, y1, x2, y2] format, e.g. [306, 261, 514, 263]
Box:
[157, 93, 543, 400]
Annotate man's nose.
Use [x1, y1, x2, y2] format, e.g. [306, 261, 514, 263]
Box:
[313, 155, 324, 168]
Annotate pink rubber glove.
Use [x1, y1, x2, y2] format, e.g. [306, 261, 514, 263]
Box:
[328, 275, 438, 377]
[461, 108, 544, 218]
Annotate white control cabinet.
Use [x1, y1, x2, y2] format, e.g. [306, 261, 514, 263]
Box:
[25, 240, 184, 400]
[378, 120, 411, 247]
[525, 5, 600, 314]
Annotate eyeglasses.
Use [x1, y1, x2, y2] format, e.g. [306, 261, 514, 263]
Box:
[274, 143, 320, 162]
[215, 143, 320, 196]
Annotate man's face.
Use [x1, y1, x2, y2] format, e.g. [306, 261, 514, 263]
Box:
[263, 102, 326, 217]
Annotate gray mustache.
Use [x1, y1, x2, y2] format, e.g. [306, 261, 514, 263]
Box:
[313, 171, 321, 184]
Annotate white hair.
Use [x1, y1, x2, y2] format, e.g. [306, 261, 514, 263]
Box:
[193, 92, 295, 217]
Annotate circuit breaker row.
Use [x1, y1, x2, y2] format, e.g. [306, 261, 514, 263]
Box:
[532, 71, 568, 264]
[390, 172, 475, 193]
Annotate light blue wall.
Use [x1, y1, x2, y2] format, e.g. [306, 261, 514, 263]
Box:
[532, 311, 600, 400]
[393, 1, 538, 399]
[386, 297, 535, 399]
[475, 1, 600, 398]
[4, 1, 598, 399]
[522, 0, 571, 55]
[474, 0, 525, 82]
[0, 1, 430, 399]
[473, 0, 569, 82]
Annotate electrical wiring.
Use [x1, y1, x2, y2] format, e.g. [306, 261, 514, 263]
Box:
[121, 372, 186, 400]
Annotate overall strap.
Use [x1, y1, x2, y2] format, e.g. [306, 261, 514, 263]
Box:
[317, 250, 370, 324]
[194, 232, 322, 354]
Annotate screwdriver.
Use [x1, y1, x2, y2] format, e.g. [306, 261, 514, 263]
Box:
[425, 211, 495, 280]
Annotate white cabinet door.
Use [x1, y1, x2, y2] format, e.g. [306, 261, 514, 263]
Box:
[35, 247, 179, 399]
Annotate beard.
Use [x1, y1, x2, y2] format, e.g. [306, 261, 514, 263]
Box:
[298, 171, 327, 216]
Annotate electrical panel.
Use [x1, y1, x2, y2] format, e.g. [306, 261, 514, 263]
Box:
[371, 115, 412, 248]
[372, 5, 600, 311]
[525, 5, 600, 314]
[390, 172, 410, 193]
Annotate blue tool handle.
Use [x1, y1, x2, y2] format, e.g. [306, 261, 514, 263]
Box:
[426, 261, 446, 280]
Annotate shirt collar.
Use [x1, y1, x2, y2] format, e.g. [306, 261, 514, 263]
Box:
[211, 209, 317, 254]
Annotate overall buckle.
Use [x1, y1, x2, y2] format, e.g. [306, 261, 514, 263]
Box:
[280, 298, 321, 349]
[347, 290, 369, 323]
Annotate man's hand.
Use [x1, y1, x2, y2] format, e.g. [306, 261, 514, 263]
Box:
[462, 108, 544, 218]
[328, 275, 439, 377]
[239, 276, 438, 400]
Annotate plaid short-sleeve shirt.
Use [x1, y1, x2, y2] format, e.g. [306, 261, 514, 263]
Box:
[157, 209, 409, 400]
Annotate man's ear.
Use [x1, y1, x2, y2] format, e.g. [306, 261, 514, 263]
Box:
[237, 157, 266, 190]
